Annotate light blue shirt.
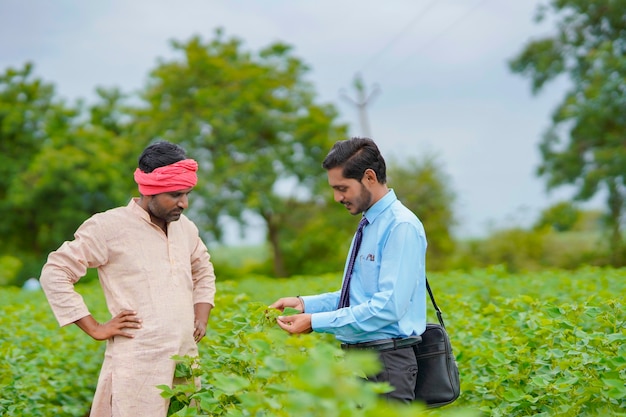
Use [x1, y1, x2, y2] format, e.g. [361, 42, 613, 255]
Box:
[302, 189, 427, 344]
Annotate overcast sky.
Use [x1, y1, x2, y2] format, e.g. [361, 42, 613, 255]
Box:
[1, 0, 597, 243]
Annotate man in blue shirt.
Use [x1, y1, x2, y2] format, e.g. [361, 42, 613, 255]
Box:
[270, 137, 427, 402]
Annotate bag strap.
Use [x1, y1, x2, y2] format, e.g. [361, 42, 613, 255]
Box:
[426, 276, 446, 329]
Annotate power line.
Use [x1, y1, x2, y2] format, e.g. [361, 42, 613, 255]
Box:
[345, 1, 439, 138]
[388, 0, 492, 75]
[359, 0, 439, 74]
[341, 0, 492, 137]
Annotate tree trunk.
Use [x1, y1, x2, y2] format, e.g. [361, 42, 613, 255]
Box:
[606, 180, 625, 266]
[265, 214, 288, 277]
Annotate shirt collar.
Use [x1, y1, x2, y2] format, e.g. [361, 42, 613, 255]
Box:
[129, 198, 151, 222]
[363, 189, 396, 224]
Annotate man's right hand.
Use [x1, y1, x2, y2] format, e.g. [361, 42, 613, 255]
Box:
[74, 310, 142, 341]
[269, 297, 304, 313]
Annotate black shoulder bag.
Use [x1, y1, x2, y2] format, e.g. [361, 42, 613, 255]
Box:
[413, 277, 461, 407]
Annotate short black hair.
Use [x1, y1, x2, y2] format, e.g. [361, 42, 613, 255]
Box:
[322, 137, 386, 183]
[137, 141, 187, 173]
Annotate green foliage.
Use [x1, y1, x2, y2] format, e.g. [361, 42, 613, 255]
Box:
[0, 65, 139, 284]
[453, 225, 611, 272]
[540, 230, 609, 269]
[388, 155, 456, 270]
[11, 126, 138, 254]
[263, 152, 459, 277]
[165, 301, 402, 416]
[0, 63, 61, 195]
[269, 197, 356, 277]
[0, 255, 22, 286]
[0, 63, 74, 255]
[533, 201, 581, 232]
[509, 0, 626, 265]
[448, 267, 626, 416]
[0, 283, 107, 417]
[134, 30, 348, 276]
[571, 209, 604, 232]
[456, 228, 550, 273]
[208, 244, 271, 280]
[178, 269, 625, 416]
[2, 269, 625, 416]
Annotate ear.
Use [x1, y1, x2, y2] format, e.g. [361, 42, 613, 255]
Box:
[363, 168, 377, 184]
[136, 194, 151, 211]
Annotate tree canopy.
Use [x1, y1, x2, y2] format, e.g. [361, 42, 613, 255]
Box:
[1, 31, 517, 283]
[134, 31, 348, 276]
[0, 65, 140, 280]
[509, 0, 626, 263]
[0, 63, 76, 256]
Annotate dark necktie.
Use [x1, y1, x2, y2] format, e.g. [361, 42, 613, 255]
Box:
[338, 216, 369, 309]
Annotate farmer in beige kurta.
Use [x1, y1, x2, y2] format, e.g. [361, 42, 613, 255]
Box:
[40, 141, 216, 417]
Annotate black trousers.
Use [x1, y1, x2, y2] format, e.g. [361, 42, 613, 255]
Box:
[366, 346, 418, 403]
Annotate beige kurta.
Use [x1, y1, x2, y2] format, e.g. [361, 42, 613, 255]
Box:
[40, 199, 216, 417]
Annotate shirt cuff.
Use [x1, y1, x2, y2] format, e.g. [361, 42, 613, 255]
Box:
[299, 295, 316, 311]
[310, 311, 336, 333]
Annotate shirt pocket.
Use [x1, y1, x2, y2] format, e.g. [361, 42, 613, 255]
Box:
[357, 253, 379, 296]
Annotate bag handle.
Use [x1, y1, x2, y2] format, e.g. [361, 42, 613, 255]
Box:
[426, 276, 446, 329]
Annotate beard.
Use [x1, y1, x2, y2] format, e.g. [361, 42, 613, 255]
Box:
[344, 182, 373, 215]
[148, 199, 183, 223]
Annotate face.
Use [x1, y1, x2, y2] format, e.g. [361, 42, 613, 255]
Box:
[327, 167, 373, 215]
[146, 187, 193, 224]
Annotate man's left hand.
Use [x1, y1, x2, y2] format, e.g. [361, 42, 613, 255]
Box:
[194, 319, 207, 343]
[193, 302, 212, 343]
[276, 313, 313, 334]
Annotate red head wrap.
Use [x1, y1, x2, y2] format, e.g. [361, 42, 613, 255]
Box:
[134, 159, 198, 196]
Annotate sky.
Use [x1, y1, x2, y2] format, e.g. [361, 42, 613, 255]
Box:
[0, 0, 598, 243]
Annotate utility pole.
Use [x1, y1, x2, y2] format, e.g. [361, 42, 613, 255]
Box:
[340, 73, 380, 139]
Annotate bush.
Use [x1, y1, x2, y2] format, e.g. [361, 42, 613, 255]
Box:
[0, 255, 22, 286]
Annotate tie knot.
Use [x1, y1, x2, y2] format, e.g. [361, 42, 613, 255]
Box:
[359, 217, 369, 229]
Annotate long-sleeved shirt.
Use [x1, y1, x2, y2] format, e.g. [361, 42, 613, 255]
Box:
[40, 198, 216, 417]
[302, 189, 427, 344]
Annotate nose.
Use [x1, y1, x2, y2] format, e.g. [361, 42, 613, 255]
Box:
[333, 190, 343, 203]
[177, 194, 189, 209]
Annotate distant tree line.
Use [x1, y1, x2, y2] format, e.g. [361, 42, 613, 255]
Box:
[0, 30, 457, 285]
[509, 0, 626, 265]
[2, 0, 625, 286]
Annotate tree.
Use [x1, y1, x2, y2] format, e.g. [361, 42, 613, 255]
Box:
[10, 116, 138, 258]
[0, 63, 75, 255]
[533, 201, 581, 232]
[387, 155, 456, 270]
[0, 70, 138, 282]
[134, 31, 348, 276]
[509, 0, 626, 265]
[270, 196, 356, 277]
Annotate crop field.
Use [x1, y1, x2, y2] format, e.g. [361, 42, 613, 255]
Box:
[1, 267, 624, 416]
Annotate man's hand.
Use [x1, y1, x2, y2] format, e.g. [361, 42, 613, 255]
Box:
[194, 302, 213, 343]
[269, 297, 304, 313]
[194, 319, 207, 343]
[74, 310, 142, 341]
[276, 313, 313, 334]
